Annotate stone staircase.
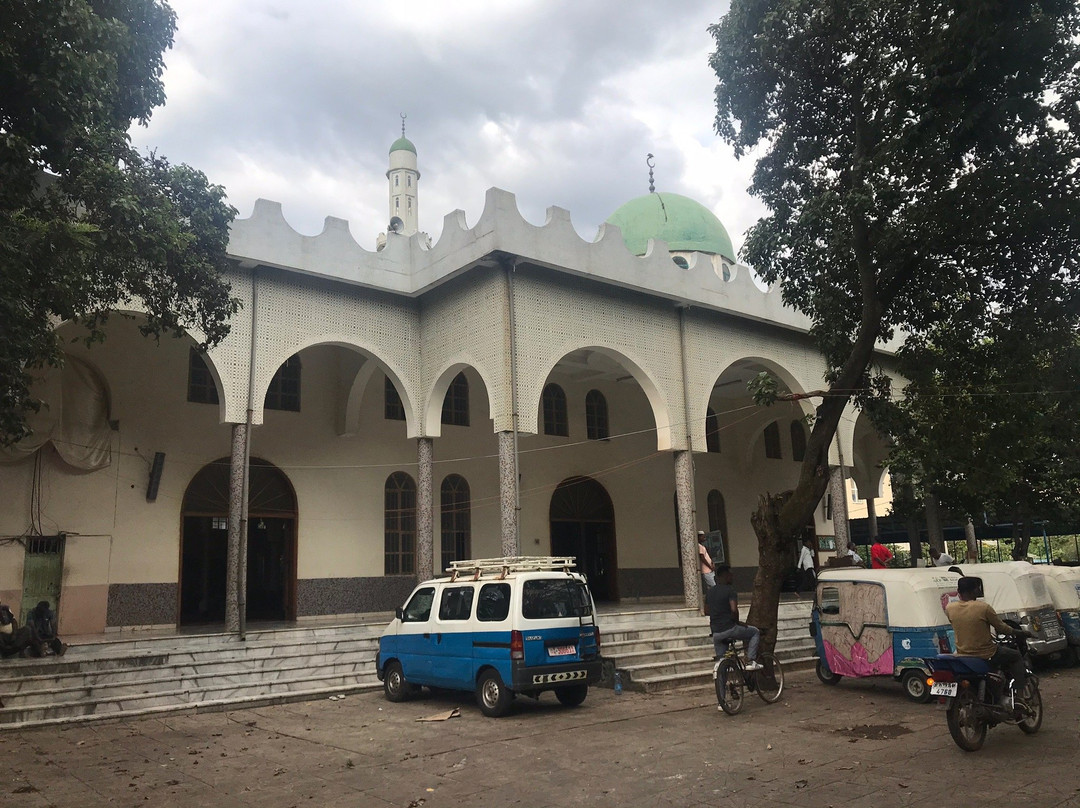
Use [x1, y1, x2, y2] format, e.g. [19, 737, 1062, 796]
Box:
[0, 623, 387, 730]
[597, 599, 816, 693]
[0, 602, 817, 729]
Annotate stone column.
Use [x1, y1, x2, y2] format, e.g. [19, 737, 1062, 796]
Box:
[829, 466, 850, 554]
[674, 450, 700, 610]
[417, 437, 434, 580]
[498, 431, 518, 557]
[225, 423, 247, 633]
[964, 517, 979, 563]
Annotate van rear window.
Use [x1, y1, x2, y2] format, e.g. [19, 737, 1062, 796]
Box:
[522, 579, 592, 619]
[477, 583, 511, 622]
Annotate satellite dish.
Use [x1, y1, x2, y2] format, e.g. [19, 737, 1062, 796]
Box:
[388, 216, 404, 233]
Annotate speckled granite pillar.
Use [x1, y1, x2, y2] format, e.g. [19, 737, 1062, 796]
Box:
[225, 423, 246, 633]
[498, 431, 519, 557]
[417, 437, 434, 580]
[674, 450, 700, 609]
[829, 466, 849, 552]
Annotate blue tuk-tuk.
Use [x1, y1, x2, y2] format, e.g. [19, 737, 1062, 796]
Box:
[810, 568, 960, 702]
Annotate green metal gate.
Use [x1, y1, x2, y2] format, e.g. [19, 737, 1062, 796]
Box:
[20, 535, 65, 623]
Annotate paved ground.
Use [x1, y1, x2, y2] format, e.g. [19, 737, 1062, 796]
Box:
[3, 667, 1079, 808]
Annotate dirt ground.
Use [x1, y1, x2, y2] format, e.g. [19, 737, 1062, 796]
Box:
[3, 667, 1079, 808]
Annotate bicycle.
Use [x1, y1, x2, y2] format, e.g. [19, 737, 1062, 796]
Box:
[713, 640, 784, 715]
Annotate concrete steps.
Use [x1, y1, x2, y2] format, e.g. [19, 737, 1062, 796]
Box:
[597, 600, 816, 694]
[0, 623, 387, 730]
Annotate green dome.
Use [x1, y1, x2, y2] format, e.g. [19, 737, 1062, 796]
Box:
[389, 136, 416, 154]
[606, 192, 735, 261]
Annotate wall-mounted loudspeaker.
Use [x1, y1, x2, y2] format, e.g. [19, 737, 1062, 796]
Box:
[146, 452, 165, 502]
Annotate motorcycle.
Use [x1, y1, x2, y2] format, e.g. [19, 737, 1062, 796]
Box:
[922, 620, 1042, 752]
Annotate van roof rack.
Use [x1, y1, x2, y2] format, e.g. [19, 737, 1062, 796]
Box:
[446, 556, 577, 581]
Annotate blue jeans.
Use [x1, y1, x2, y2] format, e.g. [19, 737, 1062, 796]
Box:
[713, 624, 760, 662]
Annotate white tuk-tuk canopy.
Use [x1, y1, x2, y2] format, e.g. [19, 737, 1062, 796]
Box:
[817, 568, 961, 628]
[947, 561, 1055, 612]
[1043, 565, 1080, 610]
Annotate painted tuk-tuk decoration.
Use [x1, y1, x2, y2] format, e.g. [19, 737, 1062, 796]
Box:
[947, 561, 1067, 660]
[811, 568, 960, 702]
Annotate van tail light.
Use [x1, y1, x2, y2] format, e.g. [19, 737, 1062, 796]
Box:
[510, 630, 524, 661]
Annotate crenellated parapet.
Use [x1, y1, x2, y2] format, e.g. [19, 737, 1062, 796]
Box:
[228, 188, 813, 334]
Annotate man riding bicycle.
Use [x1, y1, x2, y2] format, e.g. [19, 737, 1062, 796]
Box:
[706, 565, 762, 670]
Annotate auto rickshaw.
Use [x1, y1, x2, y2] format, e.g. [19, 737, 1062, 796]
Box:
[946, 561, 1067, 660]
[1043, 564, 1080, 666]
[810, 568, 961, 702]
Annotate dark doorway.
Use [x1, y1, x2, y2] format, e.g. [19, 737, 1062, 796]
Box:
[549, 476, 618, 601]
[180, 458, 297, 624]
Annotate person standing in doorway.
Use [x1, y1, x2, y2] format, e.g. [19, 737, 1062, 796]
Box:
[797, 538, 817, 595]
[698, 531, 716, 590]
[871, 540, 894, 569]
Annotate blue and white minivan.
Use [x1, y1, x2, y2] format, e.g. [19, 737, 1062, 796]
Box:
[375, 557, 604, 717]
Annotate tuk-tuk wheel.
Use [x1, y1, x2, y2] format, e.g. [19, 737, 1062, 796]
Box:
[1062, 645, 1080, 668]
[816, 659, 842, 685]
[901, 669, 932, 703]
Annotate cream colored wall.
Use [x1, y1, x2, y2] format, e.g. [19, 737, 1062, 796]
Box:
[516, 372, 676, 569]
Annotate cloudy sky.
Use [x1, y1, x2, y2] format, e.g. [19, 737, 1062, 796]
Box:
[129, 0, 766, 255]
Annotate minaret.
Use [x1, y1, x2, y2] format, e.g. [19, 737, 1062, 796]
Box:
[387, 113, 419, 236]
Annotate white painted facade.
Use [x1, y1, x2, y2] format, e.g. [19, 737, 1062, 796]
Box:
[0, 136, 892, 635]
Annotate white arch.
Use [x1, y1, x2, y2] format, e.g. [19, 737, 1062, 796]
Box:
[257, 334, 418, 435]
[531, 344, 673, 452]
[423, 360, 498, 438]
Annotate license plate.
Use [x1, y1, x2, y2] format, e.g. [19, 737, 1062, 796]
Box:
[931, 682, 957, 697]
[548, 645, 575, 657]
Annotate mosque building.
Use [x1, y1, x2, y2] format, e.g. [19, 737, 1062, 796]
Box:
[0, 130, 891, 634]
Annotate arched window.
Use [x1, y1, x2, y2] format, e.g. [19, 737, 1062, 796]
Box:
[265, 354, 301, 412]
[707, 490, 728, 564]
[585, 389, 609, 440]
[706, 407, 720, 453]
[542, 384, 568, 436]
[384, 375, 405, 421]
[764, 420, 782, 459]
[440, 474, 471, 570]
[790, 420, 807, 462]
[187, 349, 219, 405]
[384, 472, 416, 575]
[441, 372, 469, 426]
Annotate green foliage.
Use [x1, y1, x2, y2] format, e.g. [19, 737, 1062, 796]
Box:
[710, 0, 1080, 543]
[881, 327, 1080, 536]
[0, 0, 239, 445]
[747, 371, 780, 407]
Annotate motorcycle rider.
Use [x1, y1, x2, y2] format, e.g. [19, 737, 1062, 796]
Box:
[946, 576, 1031, 701]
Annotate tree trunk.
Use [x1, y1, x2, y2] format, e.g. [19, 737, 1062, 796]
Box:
[1014, 514, 1032, 560]
[924, 492, 945, 553]
[747, 492, 794, 656]
[906, 513, 922, 566]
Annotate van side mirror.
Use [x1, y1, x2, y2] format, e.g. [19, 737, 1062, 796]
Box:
[395, 607, 403, 620]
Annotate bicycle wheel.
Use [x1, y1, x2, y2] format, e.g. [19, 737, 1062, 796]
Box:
[714, 658, 744, 715]
[754, 653, 785, 704]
